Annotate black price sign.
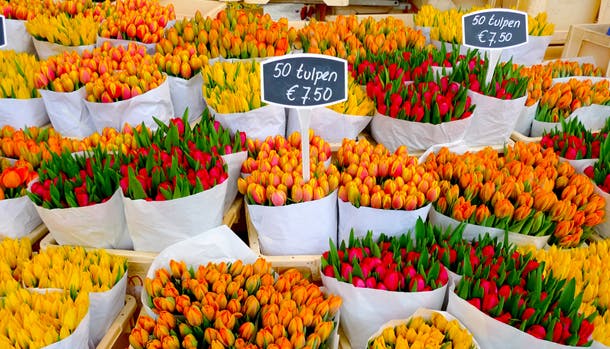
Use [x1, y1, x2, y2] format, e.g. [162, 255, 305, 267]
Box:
[261, 54, 347, 108]
[0, 15, 5, 48]
[462, 9, 528, 50]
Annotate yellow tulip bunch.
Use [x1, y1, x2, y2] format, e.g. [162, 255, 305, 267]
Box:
[0, 237, 32, 292]
[413, 5, 440, 27]
[427, 6, 489, 44]
[528, 12, 555, 36]
[21, 246, 128, 295]
[328, 77, 375, 116]
[202, 61, 263, 113]
[521, 240, 610, 345]
[0, 51, 41, 99]
[0, 288, 89, 349]
[26, 12, 98, 46]
[368, 312, 475, 349]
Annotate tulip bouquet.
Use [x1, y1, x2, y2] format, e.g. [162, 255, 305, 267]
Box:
[298, 15, 425, 64]
[0, 237, 32, 296]
[203, 60, 285, 140]
[0, 51, 44, 127]
[0, 125, 85, 167]
[77, 125, 141, 154]
[584, 135, 610, 237]
[427, 6, 489, 45]
[520, 240, 610, 346]
[0, 288, 90, 348]
[350, 49, 429, 86]
[424, 142, 606, 247]
[536, 79, 610, 123]
[451, 253, 596, 347]
[0, 0, 56, 21]
[98, 0, 175, 45]
[528, 12, 555, 37]
[335, 138, 437, 240]
[133, 258, 342, 349]
[0, 159, 41, 238]
[368, 310, 477, 349]
[321, 225, 449, 349]
[453, 59, 529, 101]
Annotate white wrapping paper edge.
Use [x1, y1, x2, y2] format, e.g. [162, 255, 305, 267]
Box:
[371, 111, 472, 153]
[514, 102, 539, 136]
[0, 196, 42, 238]
[247, 190, 338, 256]
[39, 87, 96, 138]
[531, 104, 610, 137]
[167, 74, 205, 122]
[124, 179, 228, 252]
[84, 78, 173, 133]
[321, 272, 447, 349]
[366, 308, 482, 349]
[337, 199, 430, 243]
[447, 282, 595, 349]
[208, 104, 286, 141]
[32, 188, 132, 249]
[463, 91, 527, 147]
[221, 151, 247, 214]
[0, 97, 49, 129]
[32, 37, 95, 60]
[500, 35, 552, 66]
[44, 311, 90, 349]
[141, 224, 259, 318]
[593, 186, 610, 239]
[286, 107, 372, 144]
[0, 19, 35, 54]
[429, 207, 551, 249]
[88, 272, 128, 347]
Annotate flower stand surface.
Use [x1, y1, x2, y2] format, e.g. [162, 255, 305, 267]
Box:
[95, 295, 137, 349]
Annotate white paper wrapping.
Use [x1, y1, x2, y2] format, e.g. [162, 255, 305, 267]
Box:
[95, 37, 157, 54]
[514, 102, 539, 136]
[0, 97, 49, 129]
[167, 74, 205, 122]
[429, 207, 551, 249]
[221, 151, 247, 214]
[593, 186, 610, 239]
[39, 87, 96, 138]
[551, 76, 609, 85]
[371, 111, 472, 153]
[286, 107, 372, 144]
[33, 188, 132, 249]
[560, 157, 597, 174]
[0, 19, 35, 54]
[43, 312, 90, 349]
[337, 199, 430, 243]
[463, 91, 527, 147]
[209, 104, 286, 141]
[321, 272, 447, 349]
[124, 179, 228, 252]
[447, 283, 590, 349]
[32, 37, 95, 60]
[500, 35, 552, 66]
[531, 104, 610, 137]
[415, 26, 431, 44]
[247, 190, 338, 255]
[366, 308, 482, 349]
[85, 78, 173, 133]
[431, 40, 470, 55]
[88, 273, 127, 347]
[0, 196, 42, 238]
[141, 225, 259, 318]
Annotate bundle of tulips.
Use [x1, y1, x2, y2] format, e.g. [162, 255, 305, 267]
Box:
[0, 50, 41, 100]
[424, 142, 606, 247]
[25, 12, 98, 47]
[131, 258, 342, 349]
[541, 117, 609, 161]
[535, 78, 610, 123]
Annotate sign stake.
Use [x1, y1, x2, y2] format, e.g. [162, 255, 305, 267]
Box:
[298, 109, 312, 182]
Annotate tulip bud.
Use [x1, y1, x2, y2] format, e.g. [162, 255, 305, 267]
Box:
[129, 328, 149, 349]
[256, 328, 275, 348]
[182, 334, 198, 349]
[162, 335, 180, 349]
[185, 305, 203, 327]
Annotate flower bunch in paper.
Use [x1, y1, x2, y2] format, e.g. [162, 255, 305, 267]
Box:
[585, 134, 610, 194]
[202, 61, 264, 114]
[154, 43, 209, 80]
[98, 0, 175, 44]
[535, 78, 610, 122]
[133, 258, 341, 349]
[0, 50, 42, 99]
[25, 12, 98, 46]
[541, 117, 609, 160]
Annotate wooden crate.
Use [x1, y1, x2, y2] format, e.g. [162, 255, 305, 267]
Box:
[500, 0, 601, 31]
[510, 130, 542, 143]
[600, 0, 610, 23]
[160, 0, 227, 19]
[96, 295, 138, 349]
[562, 23, 610, 77]
[0, 224, 49, 248]
[412, 0, 488, 11]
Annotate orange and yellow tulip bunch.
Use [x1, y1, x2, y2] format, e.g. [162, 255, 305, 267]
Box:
[535, 78, 610, 123]
[424, 142, 606, 247]
[519, 61, 604, 107]
[336, 138, 440, 210]
[0, 288, 89, 348]
[368, 312, 475, 349]
[0, 159, 37, 200]
[154, 43, 209, 80]
[21, 246, 127, 294]
[0, 0, 57, 21]
[163, 8, 295, 60]
[0, 50, 42, 99]
[98, 0, 175, 44]
[132, 258, 341, 349]
[520, 240, 610, 346]
[238, 131, 335, 206]
[298, 15, 425, 65]
[0, 125, 86, 167]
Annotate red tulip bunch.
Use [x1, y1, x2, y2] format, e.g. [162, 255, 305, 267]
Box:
[541, 118, 608, 160]
[452, 59, 528, 100]
[350, 49, 430, 86]
[585, 133, 610, 194]
[336, 138, 439, 210]
[322, 220, 449, 292]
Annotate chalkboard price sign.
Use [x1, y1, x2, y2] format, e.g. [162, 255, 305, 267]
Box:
[462, 9, 528, 50]
[0, 15, 6, 48]
[261, 54, 347, 108]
